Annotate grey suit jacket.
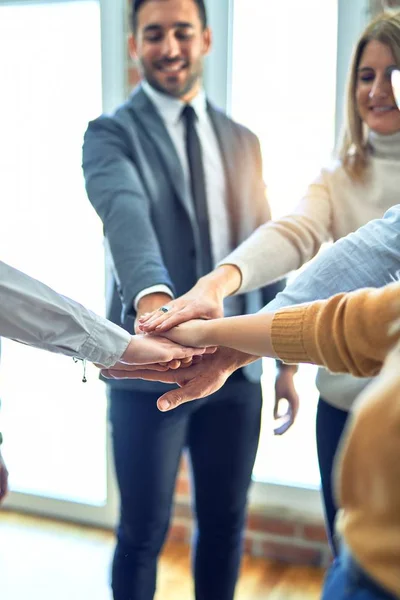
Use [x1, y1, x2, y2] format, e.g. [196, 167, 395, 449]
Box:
[83, 85, 284, 391]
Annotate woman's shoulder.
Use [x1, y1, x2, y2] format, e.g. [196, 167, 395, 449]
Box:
[309, 158, 352, 189]
[318, 157, 348, 178]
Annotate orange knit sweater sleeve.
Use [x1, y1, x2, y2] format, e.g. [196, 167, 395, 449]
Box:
[271, 280, 400, 377]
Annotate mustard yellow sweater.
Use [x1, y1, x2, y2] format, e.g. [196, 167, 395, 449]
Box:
[271, 281, 400, 597]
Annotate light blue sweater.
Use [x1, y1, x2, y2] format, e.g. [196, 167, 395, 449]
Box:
[264, 205, 400, 410]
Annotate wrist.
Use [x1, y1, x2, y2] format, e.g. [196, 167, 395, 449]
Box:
[198, 319, 217, 347]
[219, 346, 258, 374]
[120, 336, 135, 363]
[136, 293, 172, 318]
[198, 265, 242, 299]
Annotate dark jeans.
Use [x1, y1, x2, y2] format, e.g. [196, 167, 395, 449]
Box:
[316, 397, 349, 555]
[109, 372, 262, 600]
[322, 545, 397, 600]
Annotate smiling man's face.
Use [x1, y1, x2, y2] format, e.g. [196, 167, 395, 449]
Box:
[130, 0, 211, 102]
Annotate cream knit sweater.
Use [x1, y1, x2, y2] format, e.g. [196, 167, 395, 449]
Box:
[221, 131, 400, 410]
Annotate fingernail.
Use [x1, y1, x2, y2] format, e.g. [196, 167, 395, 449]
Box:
[159, 399, 171, 411]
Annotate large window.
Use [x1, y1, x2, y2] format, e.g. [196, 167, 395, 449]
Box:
[0, 0, 124, 525]
[231, 0, 338, 216]
[230, 0, 338, 489]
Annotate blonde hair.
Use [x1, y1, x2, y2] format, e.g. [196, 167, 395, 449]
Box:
[338, 11, 400, 179]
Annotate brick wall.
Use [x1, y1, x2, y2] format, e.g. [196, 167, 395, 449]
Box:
[167, 454, 331, 568]
[123, 2, 330, 568]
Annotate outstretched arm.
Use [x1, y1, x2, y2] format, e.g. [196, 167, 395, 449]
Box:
[0, 261, 205, 368]
[140, 204, 400, 333]
[160, 280, 400, 378]
[264, 205, 400, 312]
[103, 347, 258, 412]
[138, 166, 336, 333]
[106, 281, 400, 411]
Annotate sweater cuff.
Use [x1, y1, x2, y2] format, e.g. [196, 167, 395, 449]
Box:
[271, 306, 310, 364]
[216, 258, 248, 294]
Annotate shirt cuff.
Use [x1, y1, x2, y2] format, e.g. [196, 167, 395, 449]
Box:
[79, 314, 131, 367]
[134, 285, 174, 311]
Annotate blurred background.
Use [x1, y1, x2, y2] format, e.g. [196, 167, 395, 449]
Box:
[0, 1, 399, 598]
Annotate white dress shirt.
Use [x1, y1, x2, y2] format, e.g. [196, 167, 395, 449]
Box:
[0, 261, 130, 367]
[135, 82, 240, 316]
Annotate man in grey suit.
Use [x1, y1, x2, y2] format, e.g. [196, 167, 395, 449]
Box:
[83, 1, 289, 598]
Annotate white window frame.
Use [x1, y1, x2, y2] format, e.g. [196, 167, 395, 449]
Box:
[204, 0, 370, 520]
[335, 0, 370, 141]
[1, 0, 126, 529]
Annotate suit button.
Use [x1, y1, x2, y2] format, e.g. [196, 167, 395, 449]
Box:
[190, 248, 196, 258]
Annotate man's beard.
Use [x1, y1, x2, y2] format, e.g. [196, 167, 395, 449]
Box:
[140, 59, 203, 98]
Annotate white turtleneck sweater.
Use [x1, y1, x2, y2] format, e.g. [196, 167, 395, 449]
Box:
[220, 131, 400, 411]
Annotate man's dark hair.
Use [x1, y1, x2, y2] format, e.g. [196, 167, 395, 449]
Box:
[130, 0, 208, 32]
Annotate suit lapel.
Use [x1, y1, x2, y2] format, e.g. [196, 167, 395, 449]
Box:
[128, 88, 196, 224]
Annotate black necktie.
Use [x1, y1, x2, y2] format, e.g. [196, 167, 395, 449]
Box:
[181, 104, 213, 276]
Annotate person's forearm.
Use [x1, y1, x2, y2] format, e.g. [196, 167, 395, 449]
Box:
[82, 120, 176, 324]
[200, 313, 277, 357]
[218, 202, 331, 296]
[0, 261, 131, 367]
[199, 282, 400, 375]
[263, 205, 400, 314]
[198, 265, 243, 298]
[271, 282, 400, 377]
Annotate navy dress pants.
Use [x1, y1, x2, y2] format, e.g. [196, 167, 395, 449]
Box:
[316, 397, 350, 555]
[109, 371, 262, 600]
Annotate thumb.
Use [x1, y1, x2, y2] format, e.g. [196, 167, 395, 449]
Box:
[157, 381, 202, 412]
[273, 396, 281, 420]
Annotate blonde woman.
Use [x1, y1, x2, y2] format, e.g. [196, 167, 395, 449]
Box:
[140, 11, 400, 553]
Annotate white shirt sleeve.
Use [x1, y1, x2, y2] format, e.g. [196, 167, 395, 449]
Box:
[134, 285, 174, 310]
[0, 261, 130, 367]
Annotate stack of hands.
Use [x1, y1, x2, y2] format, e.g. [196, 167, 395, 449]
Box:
[100, 281, 299, 432]
[100, 286, 249, 414]
[0, 283, 298, 506]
